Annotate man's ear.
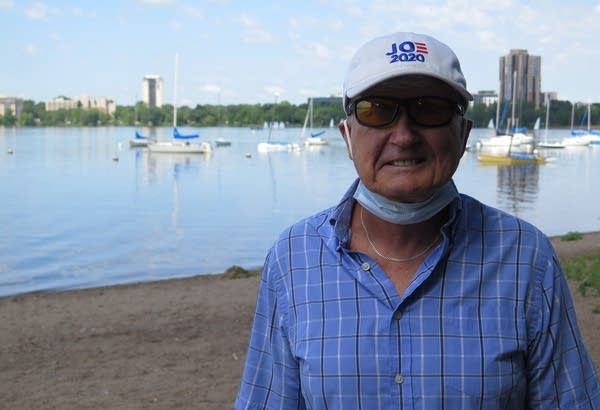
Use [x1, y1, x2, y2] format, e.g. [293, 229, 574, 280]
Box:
[338, 119, 353, 159]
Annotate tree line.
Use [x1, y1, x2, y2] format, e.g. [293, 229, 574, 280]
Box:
[1, 98, 598, 130]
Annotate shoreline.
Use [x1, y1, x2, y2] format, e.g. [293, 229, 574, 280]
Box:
[1, 231, 599, 409]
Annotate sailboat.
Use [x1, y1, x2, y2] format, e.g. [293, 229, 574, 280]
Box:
[148, 54, 212, 154]
[571, 103, 600, 145]
[129, 130, 153, 147]
[537, 99, 565, 149]
[302, 98, 328, 146]
[478, 72, 546, 165]
[477, 99, 533, 150]
[129, 101, 154, 147]
[257, 94, 300, 152]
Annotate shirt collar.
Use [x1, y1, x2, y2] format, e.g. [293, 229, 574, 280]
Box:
[326, 178, 463, 247]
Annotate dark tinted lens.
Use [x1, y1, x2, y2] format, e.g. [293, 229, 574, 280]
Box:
[355, 98, 398, 127]
[407, 97, 455, 126]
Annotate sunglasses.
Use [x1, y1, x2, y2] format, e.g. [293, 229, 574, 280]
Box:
[346, 96, 464, 128]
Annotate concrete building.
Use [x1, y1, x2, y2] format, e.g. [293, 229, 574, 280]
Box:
[473, 90, 498, 107]
[499, 49, 542, 109]
[142, 74, 163, 108]
[45, 95, 116, 115]
[541, 91, 558, 104]
[0, 96, 23, 117]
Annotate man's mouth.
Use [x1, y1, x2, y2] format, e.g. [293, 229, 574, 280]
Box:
[388, 158, 423, 167]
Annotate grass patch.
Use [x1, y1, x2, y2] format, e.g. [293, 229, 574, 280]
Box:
[560, 231, 584, 241]
[562, 254, 600, 298]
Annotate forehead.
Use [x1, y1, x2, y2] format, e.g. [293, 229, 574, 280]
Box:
[357, 75, 462, 102]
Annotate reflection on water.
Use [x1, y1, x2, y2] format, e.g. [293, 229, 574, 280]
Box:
[495, 164, 540, 216]
[1, 126, 599, 296]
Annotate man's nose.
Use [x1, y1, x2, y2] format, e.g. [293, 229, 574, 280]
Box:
[387, 109, 418, 146]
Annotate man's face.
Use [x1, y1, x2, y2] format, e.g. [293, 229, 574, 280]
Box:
[340, 76, 472, 203]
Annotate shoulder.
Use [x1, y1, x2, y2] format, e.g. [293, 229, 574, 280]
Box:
[454, 193, 556, 263]
[265, 206, 337, 268]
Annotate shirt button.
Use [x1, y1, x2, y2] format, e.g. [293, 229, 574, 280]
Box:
[395, 374, 404, 384]
[393, 310, 402, 320]
[361, 262, 370, 271]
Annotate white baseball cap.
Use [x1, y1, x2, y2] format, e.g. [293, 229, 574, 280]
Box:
[343, 32, 472, 110]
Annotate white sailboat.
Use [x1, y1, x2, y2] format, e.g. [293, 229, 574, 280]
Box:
[478, 72, 546, 165]
[129, 130, 153, 147]
[148, 54, 212, 154]
[257, 93, 300, 152]
[302, 98, 328, 146]
[560, 102, 593, 146]
[129, 100, 155, 147]
[537, 99, 565, 149]
[573, 103, 600, 145]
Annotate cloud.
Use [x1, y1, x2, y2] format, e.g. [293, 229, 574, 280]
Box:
[313, 44, 331, 58]
[202, 84, 221, 94]
[233, 13, 257, 27]
[265, 86, 284, 99]
[25, 2, 50, 20]
[24, 43, 40, 56]
[475, 30, 499, 50]
[168, 19, 182, 30]
[180, 6, 202, 19]
[138, 0, 175, 4]
[289, 17, 300, 30]
[232, 13, 273, 44]
[241, 28, 273, 44]
[71, 7, 96, 18]
[0, 0, 14, 10]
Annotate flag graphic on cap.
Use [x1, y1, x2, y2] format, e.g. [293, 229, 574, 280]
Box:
[414, 42, 428, 54]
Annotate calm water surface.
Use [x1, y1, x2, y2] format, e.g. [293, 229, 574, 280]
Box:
[1, 126, 599, 296]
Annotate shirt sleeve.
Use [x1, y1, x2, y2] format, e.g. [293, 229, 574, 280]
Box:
[236, 251, 305, 410]
[526, 254, 600, 408]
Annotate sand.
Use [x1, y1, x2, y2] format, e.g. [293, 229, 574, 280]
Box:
[1, 232, 599, 409]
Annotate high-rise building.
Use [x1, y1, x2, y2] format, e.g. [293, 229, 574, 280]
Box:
[499, 49, 542, 109]
[142, 75, 163, 108]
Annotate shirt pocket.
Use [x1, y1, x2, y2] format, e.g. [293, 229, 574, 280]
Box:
[440, 315, 527, 400]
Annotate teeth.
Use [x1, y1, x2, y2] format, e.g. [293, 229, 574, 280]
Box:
[390, 159, 419, 166]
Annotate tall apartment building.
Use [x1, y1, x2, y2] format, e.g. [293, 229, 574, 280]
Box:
[142, 74, 163, 108]
[499, 49, 542, 109]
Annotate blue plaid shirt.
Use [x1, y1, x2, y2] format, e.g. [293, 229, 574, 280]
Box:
[236, 180, 600, 409]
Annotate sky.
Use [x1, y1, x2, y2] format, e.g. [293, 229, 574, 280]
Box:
[1, 0, 600, 107]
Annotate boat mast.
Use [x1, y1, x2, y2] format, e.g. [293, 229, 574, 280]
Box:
[510, 71, 517, 132]
[267, 92, 278, 142]
[173, 53, 178, 128]
[587, 103, 591, 132]
[570, 102, 575, 132]
[301, 98, 311, 140]
[507, 71, 517, 155]
[544, 96, 550, 143]
[495, 80, 501, 134]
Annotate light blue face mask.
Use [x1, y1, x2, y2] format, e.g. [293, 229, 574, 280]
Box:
[353, 180, 459, 225]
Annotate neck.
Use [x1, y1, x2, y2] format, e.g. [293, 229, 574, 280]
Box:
[355, 204, 442, 263]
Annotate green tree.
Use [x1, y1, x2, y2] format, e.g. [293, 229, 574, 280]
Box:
[2, 108, 17, 126]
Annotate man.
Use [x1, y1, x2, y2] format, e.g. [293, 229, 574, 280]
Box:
[236, 32, 600, 409]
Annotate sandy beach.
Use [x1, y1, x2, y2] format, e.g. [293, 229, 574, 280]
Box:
[1, 232, 599, 409]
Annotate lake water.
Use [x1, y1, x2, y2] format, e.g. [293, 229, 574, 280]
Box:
[1, 126, 599, 297]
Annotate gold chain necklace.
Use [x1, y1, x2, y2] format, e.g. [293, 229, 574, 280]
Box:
[360, 207, 441, 263]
